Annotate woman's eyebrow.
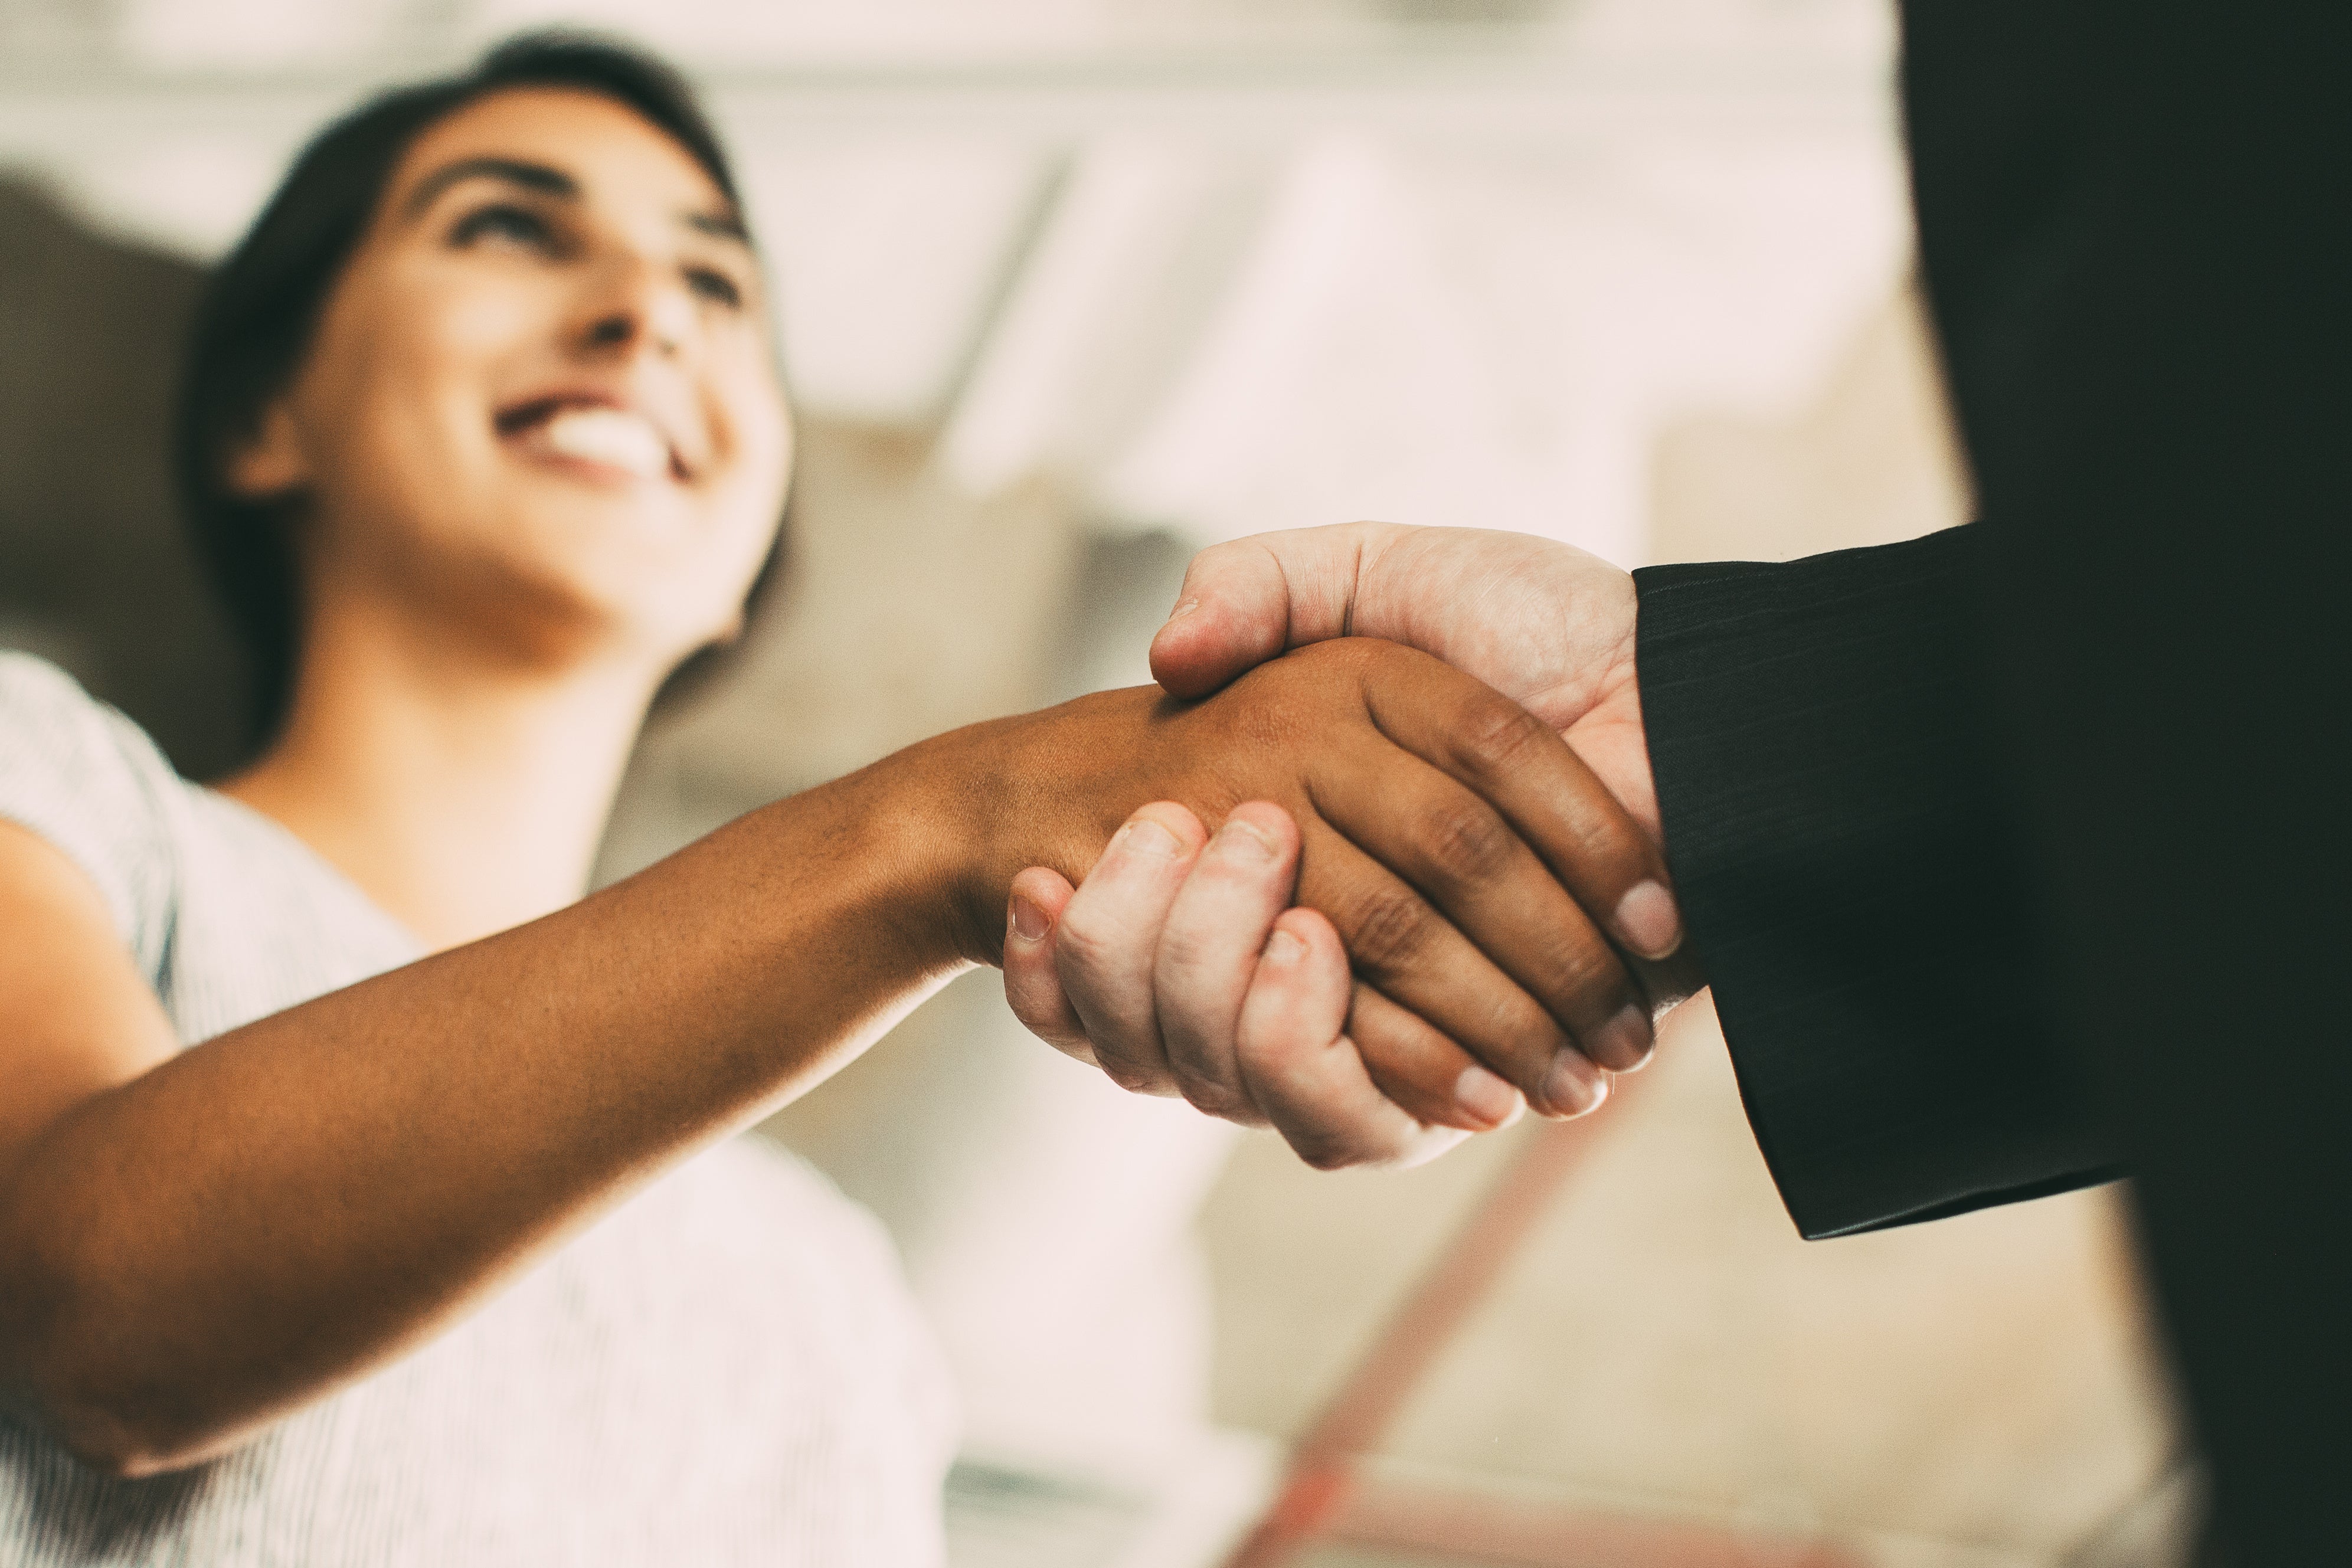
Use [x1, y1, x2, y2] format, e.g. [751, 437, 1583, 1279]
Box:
[683, 208, 750, 246]
[402, 156, 577, 218]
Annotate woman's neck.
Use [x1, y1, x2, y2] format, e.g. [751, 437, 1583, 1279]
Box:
[221, 601, 665, 952]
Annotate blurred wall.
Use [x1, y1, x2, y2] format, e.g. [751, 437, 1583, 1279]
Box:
[0, 176, 254, 777]
[1651, 280, 1971, 562]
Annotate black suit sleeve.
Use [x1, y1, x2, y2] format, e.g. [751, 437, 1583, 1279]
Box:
[1632, 524, 2120, 1239]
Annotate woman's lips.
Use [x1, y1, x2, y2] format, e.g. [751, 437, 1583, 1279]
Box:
[498, 398, 690, 483]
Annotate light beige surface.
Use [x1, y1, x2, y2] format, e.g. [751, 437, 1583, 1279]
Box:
[1201, 1004, 2181, 1558]
[1649, 283, 1973, 565]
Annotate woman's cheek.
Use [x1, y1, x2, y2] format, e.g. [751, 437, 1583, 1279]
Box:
[431, 263, 557, 354]
[712, 378, 792, 528]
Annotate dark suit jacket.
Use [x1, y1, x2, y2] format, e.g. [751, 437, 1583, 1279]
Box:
[1632, 3, 2347, 1560]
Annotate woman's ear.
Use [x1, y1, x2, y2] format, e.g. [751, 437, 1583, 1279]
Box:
[224, 400, 311, 500]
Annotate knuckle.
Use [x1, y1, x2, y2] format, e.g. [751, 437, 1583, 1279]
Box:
[1094, 1052, 1165, 1096]
[1457, 699, 1552, 778]
[1152, 919, 1222, 983]
[1541, 935, 1625, 1011]
[1198, 538, 1258, 577]
[1341, 886, 1433, 974]
[1188, 542, 1236, 578]
[1559, 792, 1636, 867]
[1171, 1063, 1253, 1121]
[1051, 901, 1128, 978]
[1415, 798, 1516, 886]
[1471, 990, 1565, 1071]
[1294, 1134, 1363, 1173]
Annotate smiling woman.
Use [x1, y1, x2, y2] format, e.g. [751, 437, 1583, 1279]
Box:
[176, 44, 787, 774]
[0, 30, 1672, 1568]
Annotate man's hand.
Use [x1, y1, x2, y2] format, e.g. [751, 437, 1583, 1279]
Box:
[1003, 801, 1488, 1171]
[1153, 523, 1660, 839]
[1004, 523, 1704, 1168]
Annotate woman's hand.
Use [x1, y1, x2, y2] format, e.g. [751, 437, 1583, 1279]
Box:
[931, 637, 1678, 1163]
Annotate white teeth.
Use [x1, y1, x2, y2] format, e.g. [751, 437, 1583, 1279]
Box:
[540, 407, 670, 479]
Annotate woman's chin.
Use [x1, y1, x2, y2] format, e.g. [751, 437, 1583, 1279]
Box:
[393, 490, 768, 680]
[486, 522, 731, 627]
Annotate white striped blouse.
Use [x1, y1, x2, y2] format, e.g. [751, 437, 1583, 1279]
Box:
[0, 653, 956, 1567]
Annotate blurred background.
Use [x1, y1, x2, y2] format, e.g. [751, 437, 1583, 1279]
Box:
[0, 2, 2196, 1564]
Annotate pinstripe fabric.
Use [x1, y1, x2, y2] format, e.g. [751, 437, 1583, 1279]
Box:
[1633, 531, 2120, 1239]
[0, 654, 956, 1566]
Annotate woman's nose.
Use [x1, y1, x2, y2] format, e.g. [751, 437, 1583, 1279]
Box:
[572, 256, 694, 361]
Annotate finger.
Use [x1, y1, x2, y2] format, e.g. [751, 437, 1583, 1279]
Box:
[1302, 755, 1654, 1101]
[1298, 821, 1604, 1115]
[1313, 741, 1655, 1073]
[1359, 653, 1683, 961]
[1152, 803, 1300, 1124]
[1003, 868, 1093, 1063]
[1051, 803, 1209, 1096]
[1344, 983, 1537, 1129]
[1160, 845, 1522, 1133]
[1235, 908, 1469, 1171]
[1149, 523, 1406, 699]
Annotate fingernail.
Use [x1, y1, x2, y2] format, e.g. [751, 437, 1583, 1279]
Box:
[1262, 928, 1306, 965]
[1613, 880, 1682, 960]
[1542, 1051, 1610, 1118]
[1008, 892, 1049, 942]
[1120, 817, 1183, 859]
[1453, 1065, 1521, 1128]
[1212, 818, 1278, 863]
[1585, 1003, 1653, 1073]
[1166, 597, 1200, 623]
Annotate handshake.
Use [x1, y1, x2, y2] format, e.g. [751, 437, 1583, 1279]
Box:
[990, 521, 1707, 1170]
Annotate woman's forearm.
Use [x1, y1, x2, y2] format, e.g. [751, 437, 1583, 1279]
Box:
[1, 736, 990, 1477]
[4, 640, 1673, 1477]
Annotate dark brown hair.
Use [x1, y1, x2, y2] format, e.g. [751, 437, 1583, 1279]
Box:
[172, 31, 787, 749]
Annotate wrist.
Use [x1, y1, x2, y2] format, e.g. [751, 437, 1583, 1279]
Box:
[735, 729, 1009, 978]
[864, 724, 1012, 973]
[911, 689, 1176, 967]
[866, 711, 1086, 971]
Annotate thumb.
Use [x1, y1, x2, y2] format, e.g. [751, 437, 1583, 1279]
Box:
[1002, 868, 1094, 1060]
[1149, 523, 1399, 698]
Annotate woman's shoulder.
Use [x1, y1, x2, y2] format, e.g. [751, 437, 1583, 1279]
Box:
[0, 652, 182, 780]
[0, 652, 186, 969]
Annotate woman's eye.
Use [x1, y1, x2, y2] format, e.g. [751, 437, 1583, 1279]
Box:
[451, 204, 555, 251]
[686, 267, 744, 309]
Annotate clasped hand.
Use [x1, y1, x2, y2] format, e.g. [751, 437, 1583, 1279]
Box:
[995, 522, 1705, 1170]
